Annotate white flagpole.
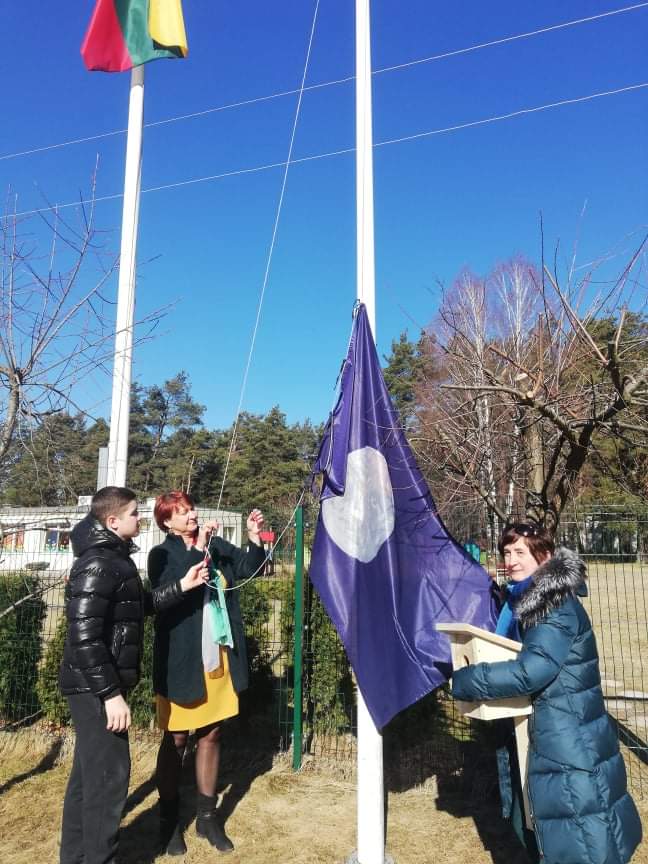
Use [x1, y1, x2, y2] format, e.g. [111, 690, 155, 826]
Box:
[353, 3, 391, 864]
[356, 0, 376, 334]
[105, 65, 145, 487]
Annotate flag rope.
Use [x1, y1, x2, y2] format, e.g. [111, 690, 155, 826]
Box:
[214, 0, 321, 513]
[207, 488, 306, 593]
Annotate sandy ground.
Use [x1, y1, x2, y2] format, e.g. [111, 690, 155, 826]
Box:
[1, 728, 647, 864]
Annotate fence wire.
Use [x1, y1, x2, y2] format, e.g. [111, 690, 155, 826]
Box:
[0, 502, 646, 799]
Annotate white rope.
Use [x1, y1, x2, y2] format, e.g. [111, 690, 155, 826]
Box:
[2, 2, 646, 163]
[13, 81, 648, 219]
[208, 489, 306, 592]
[215, 0, 322, 513]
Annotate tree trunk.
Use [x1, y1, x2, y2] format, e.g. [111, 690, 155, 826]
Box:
[0, 371, 20, 465]
[524, 419, 546, 524]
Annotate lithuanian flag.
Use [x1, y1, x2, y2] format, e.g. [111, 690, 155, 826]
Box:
[81, 0, 188, 73]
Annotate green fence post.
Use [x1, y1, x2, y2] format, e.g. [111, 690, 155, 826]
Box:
[292, 504, 304, 770]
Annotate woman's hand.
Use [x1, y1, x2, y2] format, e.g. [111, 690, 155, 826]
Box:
[246, 509, 264, 546]
[180, 561, 209, 592]
[195, 520, 219, 552]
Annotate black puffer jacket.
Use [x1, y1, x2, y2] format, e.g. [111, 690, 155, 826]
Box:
[59, 514, 184, 700]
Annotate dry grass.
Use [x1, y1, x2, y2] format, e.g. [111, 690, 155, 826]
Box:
[1, 562, 646, 862]
[584, 562, 648, 776]
[586, 562, 648, 690]
[1, 731, 647, 864]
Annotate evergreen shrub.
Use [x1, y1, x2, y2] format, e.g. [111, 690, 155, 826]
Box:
[0, 573, 46, 723]
[129, 613, 156, 728]
[307, 586, 354, 735]
[239, 576, 273, 709]
[37, 613, 70, 725]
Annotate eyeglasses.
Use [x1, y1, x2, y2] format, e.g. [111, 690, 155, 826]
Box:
[506, 522, 541, 537]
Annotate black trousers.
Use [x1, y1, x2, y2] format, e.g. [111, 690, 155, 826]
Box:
[60, 693, 131, 864]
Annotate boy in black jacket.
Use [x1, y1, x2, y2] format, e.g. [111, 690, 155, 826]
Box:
[59, 487, 208, 864]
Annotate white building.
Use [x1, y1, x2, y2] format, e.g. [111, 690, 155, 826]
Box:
[0, 498, 244, 575]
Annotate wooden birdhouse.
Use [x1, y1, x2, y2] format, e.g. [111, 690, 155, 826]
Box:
[436, 622, 533, 830]
[436, 622, 531, 720]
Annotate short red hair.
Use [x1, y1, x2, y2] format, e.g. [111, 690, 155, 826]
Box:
[154, 491, 196, 532]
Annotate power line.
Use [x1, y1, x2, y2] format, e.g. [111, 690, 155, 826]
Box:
[14, 81, 648, 219]
[0, 77, 355, 163]
[2, 2, 646, 163]
[375, 81, 648, 148]
[374, 2, 648, 76]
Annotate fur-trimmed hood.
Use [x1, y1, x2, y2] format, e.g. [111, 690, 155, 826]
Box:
[514, 546, 587, 629]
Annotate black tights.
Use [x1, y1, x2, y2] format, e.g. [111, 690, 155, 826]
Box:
[156, 723, 222, 802]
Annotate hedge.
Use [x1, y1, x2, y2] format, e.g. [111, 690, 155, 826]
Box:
[0, 573, 46, 723]
[38, 574, 277, 728]
[37, 613, 70, 725]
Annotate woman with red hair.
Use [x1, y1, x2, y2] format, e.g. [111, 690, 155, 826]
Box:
[148, 491, 265, 855]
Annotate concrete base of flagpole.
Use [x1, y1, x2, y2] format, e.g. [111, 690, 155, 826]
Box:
[346, 853, 395, 864]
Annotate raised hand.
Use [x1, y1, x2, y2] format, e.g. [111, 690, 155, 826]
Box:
[196, 520, 219, 551]
[246, 509, 264, 545]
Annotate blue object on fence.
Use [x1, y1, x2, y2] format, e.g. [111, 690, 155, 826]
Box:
[309, 304, 498, 729]
[464, 541, 480, 563]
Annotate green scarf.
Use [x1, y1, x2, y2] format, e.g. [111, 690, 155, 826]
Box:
[207, 567, 233, 648]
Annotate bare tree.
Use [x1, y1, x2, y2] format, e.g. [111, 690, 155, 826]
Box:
[416, 244, 648, 535]
[0, 180, 166, 471]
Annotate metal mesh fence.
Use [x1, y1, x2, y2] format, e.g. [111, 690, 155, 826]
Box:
[281, 504, 648, 797]
[1, 500, 646, 799]
[0, 502, 246, 739]
[440, 504, 648, 797]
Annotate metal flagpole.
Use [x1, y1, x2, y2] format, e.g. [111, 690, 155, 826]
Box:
[352, 2, 391, 864]
[105, 65, 145, 487]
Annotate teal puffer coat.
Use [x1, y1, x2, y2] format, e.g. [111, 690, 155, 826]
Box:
[452, 548, 642, 864]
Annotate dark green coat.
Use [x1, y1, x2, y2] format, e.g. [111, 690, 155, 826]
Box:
[148, 533, 265, 705]
[452, 548, 642, 864]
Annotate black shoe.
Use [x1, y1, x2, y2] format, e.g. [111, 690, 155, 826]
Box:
[195, 794, 234, 853]
[160, 798, 187, 856]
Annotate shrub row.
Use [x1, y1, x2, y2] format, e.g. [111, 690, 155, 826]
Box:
[0, 573, 46, 723]
[3, 567, 369, 739]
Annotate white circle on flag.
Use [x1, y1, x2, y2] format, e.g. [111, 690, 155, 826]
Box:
[322, 446, 395, 563]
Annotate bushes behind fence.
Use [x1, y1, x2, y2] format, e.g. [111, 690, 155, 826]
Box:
[0, 573, 46, 723]
[36, 574, 277, 728]
[8, 565, 364, 742]
[37, 614, 70, 725]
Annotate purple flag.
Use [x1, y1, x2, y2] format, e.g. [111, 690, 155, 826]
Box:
[309, 304, 498, 729]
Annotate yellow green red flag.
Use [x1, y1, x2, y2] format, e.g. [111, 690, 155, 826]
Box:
[81, 0, 188, 73]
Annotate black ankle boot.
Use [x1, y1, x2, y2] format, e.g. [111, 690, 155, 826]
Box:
[195, 793, 234, 853]
[160, 797, 187, 856]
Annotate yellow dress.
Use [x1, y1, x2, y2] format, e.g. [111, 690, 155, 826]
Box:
[156, 576, 239, 732]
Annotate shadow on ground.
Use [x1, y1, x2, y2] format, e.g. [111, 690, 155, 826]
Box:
[0, 736, 63, 797]
[433, 741, 533, 864]
[118, 712, 277, 864]
[383, 726, 533, 864]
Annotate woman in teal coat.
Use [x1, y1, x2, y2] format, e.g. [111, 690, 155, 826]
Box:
[452, 532, 642, 864]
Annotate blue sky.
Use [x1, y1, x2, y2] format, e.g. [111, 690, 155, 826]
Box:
[3, 1, 648, 429]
